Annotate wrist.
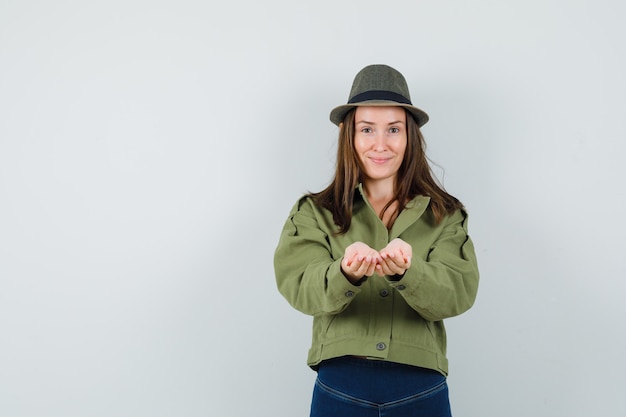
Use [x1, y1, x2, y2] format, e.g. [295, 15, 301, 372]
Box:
[340, 265, 368, 286]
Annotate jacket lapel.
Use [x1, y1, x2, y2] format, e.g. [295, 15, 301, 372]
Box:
[389, 196, 431, 239]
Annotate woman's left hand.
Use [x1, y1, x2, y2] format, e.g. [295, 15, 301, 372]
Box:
[376, 238, 412, 277]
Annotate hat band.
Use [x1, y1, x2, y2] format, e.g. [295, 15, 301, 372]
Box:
[348, 90, 411, 105]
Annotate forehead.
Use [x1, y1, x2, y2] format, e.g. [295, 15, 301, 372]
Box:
[354, 106, 406, 122]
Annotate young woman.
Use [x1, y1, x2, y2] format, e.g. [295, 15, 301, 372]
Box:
[274, 64, 479, 417]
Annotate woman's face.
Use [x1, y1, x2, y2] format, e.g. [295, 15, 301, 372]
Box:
[353, 106, 407, 187]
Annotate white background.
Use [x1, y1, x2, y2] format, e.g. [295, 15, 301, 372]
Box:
[1, 1, 625, 416]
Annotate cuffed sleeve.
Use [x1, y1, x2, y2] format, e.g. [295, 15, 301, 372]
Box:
[274, 198, 361, 316]
[387, 209, 479, 321]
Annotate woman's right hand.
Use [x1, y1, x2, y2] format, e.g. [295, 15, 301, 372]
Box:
[341, 242, 382, 284]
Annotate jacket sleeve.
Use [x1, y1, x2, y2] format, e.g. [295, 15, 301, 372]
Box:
[388, 209, 479, 321]
[274, 198, 361, 316]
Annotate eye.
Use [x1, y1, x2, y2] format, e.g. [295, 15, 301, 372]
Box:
[389, 127, 400, 134]
[361, 127, 373, 134]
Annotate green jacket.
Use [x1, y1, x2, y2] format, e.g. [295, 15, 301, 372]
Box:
[274, 186, 479, 375]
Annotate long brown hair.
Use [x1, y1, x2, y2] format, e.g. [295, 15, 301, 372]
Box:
[309, 109, 463, 233]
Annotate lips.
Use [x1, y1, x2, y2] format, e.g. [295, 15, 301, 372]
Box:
[369, 157, 391, 164]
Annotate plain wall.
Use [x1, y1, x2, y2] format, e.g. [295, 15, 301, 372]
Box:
[1, 1, 625, 416]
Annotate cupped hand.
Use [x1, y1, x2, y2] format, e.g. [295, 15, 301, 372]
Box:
[341, 242, 382, 283]
[376, 238, 412, 277]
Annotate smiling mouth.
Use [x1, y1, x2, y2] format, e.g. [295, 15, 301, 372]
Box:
[370, 158, 390, 164]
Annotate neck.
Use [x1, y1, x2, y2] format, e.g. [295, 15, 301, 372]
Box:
[362, 178, 396, 205]
[362, 180, 399, 229]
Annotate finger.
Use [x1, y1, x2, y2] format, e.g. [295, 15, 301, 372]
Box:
[345, 255, 366, 272]
[343, 254, 356, 268]
[366, 257, 382, 276]
[372, 253, 383, 265]
[364, 260, 378, 277]
[380, 257, 406, 276]
[350, 258, 366, 276]
[377, 258, 395, 276]
[381, 252, 394, 263]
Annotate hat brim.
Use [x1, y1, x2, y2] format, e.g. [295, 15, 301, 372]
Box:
[329, 100, 429, 127]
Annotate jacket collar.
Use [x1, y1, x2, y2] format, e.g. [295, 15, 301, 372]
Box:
[355, 184, 431, 238]
[390, 195, 430, 238]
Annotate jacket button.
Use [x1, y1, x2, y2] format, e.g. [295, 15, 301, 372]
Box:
[396, 285, 406, 291]
[345, 290, 355, 297]
[380, 289, 389, 297]
[376, 342, 386, 351]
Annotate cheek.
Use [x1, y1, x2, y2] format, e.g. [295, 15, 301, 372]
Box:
[393, 137, 408, 155]
[353, 139, 372, 163]
[353, 136, 367, 153]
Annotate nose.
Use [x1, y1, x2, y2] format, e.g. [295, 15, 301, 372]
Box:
[373, 132, 386, 151]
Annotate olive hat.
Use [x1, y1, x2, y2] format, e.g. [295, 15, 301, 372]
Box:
[329, 64, 429, 127]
